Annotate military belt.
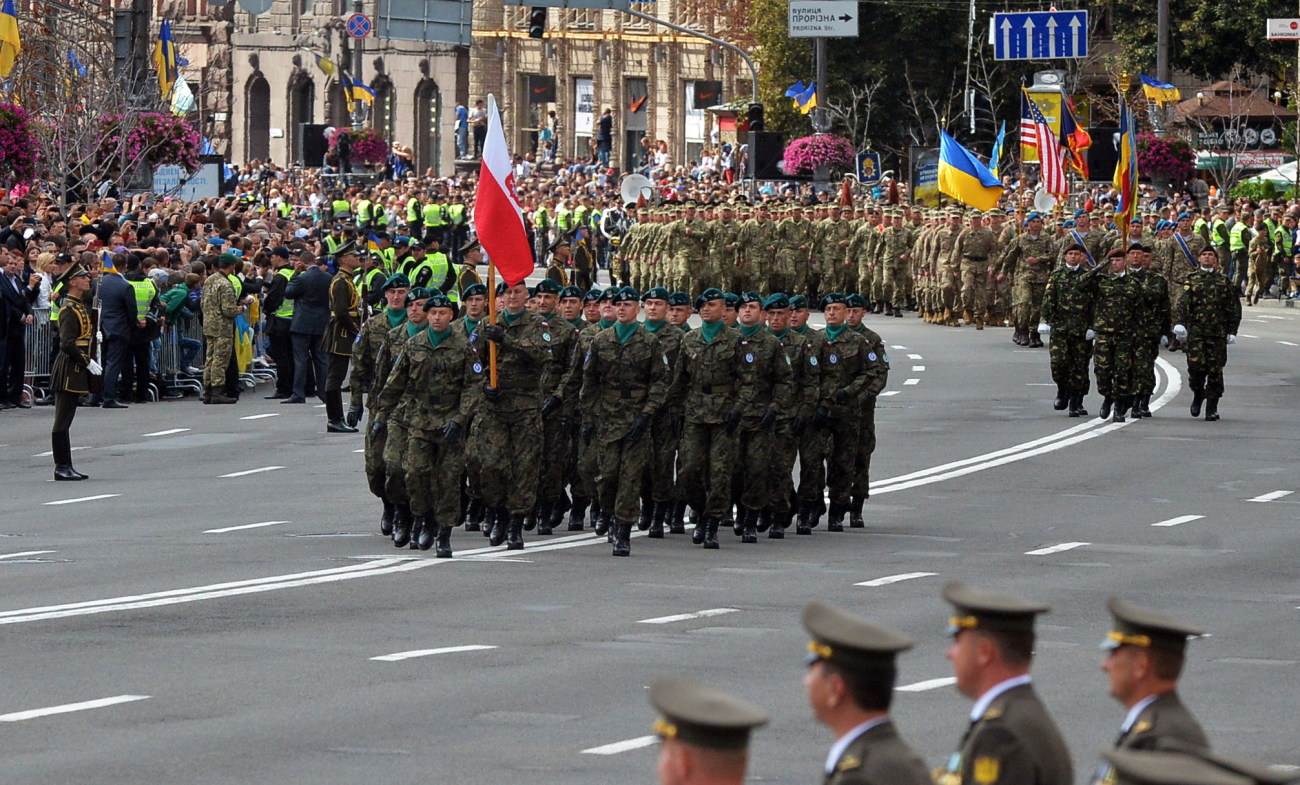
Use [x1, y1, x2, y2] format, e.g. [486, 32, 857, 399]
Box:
[697, 383, 734, 394]
[963, 256, 988, 262]
[427, 394, 445, 405]
[606, 387, 648, 399]
[495, 380, 538, 391]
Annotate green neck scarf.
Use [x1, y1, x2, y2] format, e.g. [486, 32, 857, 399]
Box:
[427, 327, 452, 349]
[824, 323, 848, 342]
[614, 321, 639, 344]
[599, 318, 615, 330]
[568, 317, 586, 329]
[386, 309, 406, 329]
[795, 324, 810, 335]
[738, 323, 762, 338]
[770, 327, 789, 339]
[644, 318, 666, 333]
[463, 316, 481, 333]
[541, 310, 557, 320]
[502, 310, 523, 326]
[699, 320, 725, 343]
[406, 320, 427, 338]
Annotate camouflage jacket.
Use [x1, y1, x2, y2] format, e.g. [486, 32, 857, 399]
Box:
[579, 324, 668, 440]
[374, 326, 477, 433]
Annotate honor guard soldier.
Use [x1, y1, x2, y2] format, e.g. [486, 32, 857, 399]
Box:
[1098, 598, 1208, 757]
[323, 241, 363, 432]
[1172, 247, 1242, 421]
[937, 581, 1073, 785]
[49, 264, 95, 481]
[802, 601, 931, 785]
[1039, 244, 1095, 417]
[648, 677, 768, 785]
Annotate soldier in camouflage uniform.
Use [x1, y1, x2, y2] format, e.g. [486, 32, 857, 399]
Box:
[711, 204, 743, 294]
[846, 208, 881, 300]
[638, 287, 686, 537]
[1086, 248, 1141, 423]
[1173, 247, 1243, 421]
[931, 209, 964, 324]
[532, 279, 579, 535]
[1059, 210, 1109, 267]
[579, 287, 668, 556]
[812, 295, 877, 533]
[1129, 245, 1171, 419]
[674, 202, 710, 293]
[776, 204, 817, 296]
[1160, 215, 1207, 351]
[820, 205, 857, 299]
[998, 212, 1057, 346]
[787, 295, 828, 532]
[555, 288, 615, 531]
[376, 292, 476, 556]
[991, 208, 1020, 325]
[846, 295, 889, 528]
[764, 293, 817, 537]
[467, 280, 554, 550]
[739, 203, 777, 295]
[1040, 244, 1095, 417]
[349, 273, 410, 537]
[954, 211, 997, 329]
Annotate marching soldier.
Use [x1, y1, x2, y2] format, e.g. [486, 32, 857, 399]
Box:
[765, 293, 818, 537]
[816, 294, 875, 533]
[1087, 248, 1141, 423]
[998, 212, 1057, 347]
[1173, 248, 1242, 421]
[1128, 245, 1171, 418]
[533, 279, 577, 535]
[639, 286, 686, 537]
[954, 210, 997, 329]
[789, 294, 829, 533]
[1039, 244, 1094, 417]
[555, 288, 615, 532]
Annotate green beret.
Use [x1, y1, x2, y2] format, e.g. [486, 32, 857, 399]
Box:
[558, 285, 583, 299]
[762, 293, 790, 310]
[609, 287, 639, 304]
[382, 272, 411, 291]
[462, 283, 487, 298]
[495, 282, 508, 296]
[216, 252, 240, 268]
[737, 291, 763, 306]
[819, 293, 846, 309]
[694, 287, 725, 310]
[597, 287, 617, 303]
[534, 279, 562, 295]
[422, 292, 455, 311]
[640, 286, 671, 303]
[405, 287, 434, 304]
[722, 292, 740, 308]
[583, 287, 604, 303]
[845, 293, 868, 309]
[667, 291, 691, 307]
[788, 294, 809, 310]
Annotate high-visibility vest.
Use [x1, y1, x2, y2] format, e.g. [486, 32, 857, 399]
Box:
[128, 278, 156, 321]
[357, 266, 386, 305]
[277, 202, 292, 218]
[574, 205, 589, 227]
[331, 199, 351, 216]
[406, 197, 422, 223]
[1211, 218, 1229, 246]
[374, 207, 390, 227]
[49, 280, 64, 322]
[324, 235, 342, 255]
[226, 273, 242, 298]
[422, 203, 446, 227]
[273, 267, 295, 318]
[412, 252, 458, 303]
[1229, 221, 1250, 252]
[447, 203, 466, 226]
[377, 246, 396, 274]
[533, 207, 551, 229]
[556, 206, 573, 232]
[356, 199, 373, 224]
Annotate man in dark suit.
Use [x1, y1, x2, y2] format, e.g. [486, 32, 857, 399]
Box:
[801, 601, 931, 785]
[95, 253, 137, 409]
[937, 581, 1073, 785]
[0, 249, 38, 408]
[283, 251, 330, 404]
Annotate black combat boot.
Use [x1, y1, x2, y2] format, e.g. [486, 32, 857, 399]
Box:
[767, 508, 785, 539]
[795, 501, 813, 536]
[488, 507, 508, 547]
[1053, 385, 1068, 411]
[827, 502, 846, 533]
[506, 514, 525, 550]
[416, 511, 437, 551]
[755, 507, 772, 534]
[1067, 395, 1082, 418]
[408, 512, 424, 550]
[612, 522, 631, 557]
[391, 505, 412, 548]
[594, 506, 611, 537]
[692, 512, 707, 545]
[568, 496, 589, 531]
[702, 517, 721, 550]
[1190, 391, 1204, 418]
[547, 499, 567, 532]
[1205, 398, 1219, 421]
[464, 497, 483, 532]
[637, 492, 654, 531]
[523, 503, 538, 532]
[536, 502, 554, 535]
[52, 432, 87, 481]
[740, 508, 758, 544]
[481, 505, 495, 538]
[1113, 396, 1129, 423]
[1100, 396, 1114, 419]
[647, 502, 665, 539]
[669, 501, 687, 535]
[849, 496, 865, 528]
[379, 501, 395, 536]
[590, 497, 603, 530]
[729, 506, 741, 537]
[435, 525, 453, 559]
[1028, 332, 1044, 348]
[1135, 394, 1151, 418]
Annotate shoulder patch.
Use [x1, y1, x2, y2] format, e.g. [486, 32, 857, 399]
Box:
[1132, 720, 1153, 735]
[809, 356, 818, 366]
[973, 757, 1000, 785]
[868, 351, 877, 361]
[835, 755, 861, 773]
[472, 362, 483, 374]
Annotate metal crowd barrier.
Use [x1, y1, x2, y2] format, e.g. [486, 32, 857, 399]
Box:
[159, 318, 204, 396]
[22, 307, 53, 404]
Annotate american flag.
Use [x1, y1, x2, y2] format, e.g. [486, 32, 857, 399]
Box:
[1023, 89, 1068, 197]
[1019, 92, 1037, 150]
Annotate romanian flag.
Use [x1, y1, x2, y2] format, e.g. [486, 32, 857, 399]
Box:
[153, 19, 179, 98]
[989, 120, 1006, 179]
[1113, 99, 1139, 230]
[1139, 73, 1180, 106]
[0, 0, 20, 80]
[1060, 95, 1091, 179]
[937, 129, 1003, 211]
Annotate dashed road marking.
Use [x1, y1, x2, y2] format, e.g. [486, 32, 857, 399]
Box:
[1025, 541, 1089, 556]
[880, 391, 901, 396]
[907, 353, 923, 360]
[582, 736, 658, 755]
[144, 428, 190, 437]
[1247, 490, 1294, 503]
[220, 466, 284, 478]
[43, 494, 120, 506]
[0, 695, 150, 722]
[638, 608, 738, 625]
[204, 520, 290, 534]
[31, 446, 92, 458]
[1277, 341, 1298, 347]
[855, 572, 937, 587]
[904, 379, 920, 386]
[891, 345, 908, 350]
[912, 365, 926, 372]
[1152, 515, 1204, 528]
[240, 413, 281, 420]
[371, 645, 497, 662]
[0, 551, 56, 560]
[896, 677, 956, 692]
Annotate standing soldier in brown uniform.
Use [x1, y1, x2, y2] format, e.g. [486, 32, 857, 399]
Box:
[954, 211, 997, 329]
[49, 264, 94, 481]
[998, 212, 1057, 346]
[1161, 214, 1207, 351]
[201, 253, 244, 405]
[323, 242, 363, 432]
[638, 287, 686, 538]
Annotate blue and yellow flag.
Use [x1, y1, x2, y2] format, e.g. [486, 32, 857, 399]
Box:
[152, 19, 178, 98]
[1139, 73, 1180, 106]
[989, 120, 1006, 179]
[349, 81, 375, 104]
[0, 0, 21, 80]
[1113, 100, 1139, 228]
[784, 81, 806, 100]
[315, 54, 336, 77]
[937, 129, 1004, 211]
[793, 82, 817, 115]
[338, 71, 355, 112]
[366, 232, 381, 252]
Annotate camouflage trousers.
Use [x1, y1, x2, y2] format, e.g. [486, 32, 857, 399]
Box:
[406, 428, 464, 526]
[1011, 279, 1047, 330]
[1049, 332, 1092, 396]
[575, 416, 599, 501]
[885, 263, 912, 309]
[960, 262, 990, 316]
[203, 330, 232, 388]
[595, 430, 652, 524]
[468, 407, 541, 514]
[796, 423, 828, 503]
[825, 413, 863, 506]
[854, 406, 876, 500]
[364, 417, 388, 499]
[1132, 334, 1161, 396]
[537, 414, 569, 505]
[871, 264, 886, 304]
[679, 421, 737, 518]
[1185, 334, 1229, 399]
[732, 419, 776, 511]
[1092, 332, 1135, 399]
[644, 411, 681, 504]
[382, 420, 411, 505]
[772, 419, 800, 513]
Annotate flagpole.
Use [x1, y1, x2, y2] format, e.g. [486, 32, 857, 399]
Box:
[487, 258, 498, 389]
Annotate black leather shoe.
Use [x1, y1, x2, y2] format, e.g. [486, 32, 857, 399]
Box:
[1053, 386, 1068, 411]
[692, 520, 706, 545]
[327, 420, 358, 433]
[54, 465, 84, 481]
[101, 401, 129, 409]
[702, 517, 720, 550]
[380, 503, 394, 536]
[416, 513, 436, 551]
[391, 507, 412, 548]
[506, 514, 525, 550]
[488, 508, 507, 547]
[265, 393, 290, 400]
[281, 396, 307, 404]
[435, 526, 453, 558]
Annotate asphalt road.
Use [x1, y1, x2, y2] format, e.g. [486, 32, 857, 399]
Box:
[1, 302, 1298, 784]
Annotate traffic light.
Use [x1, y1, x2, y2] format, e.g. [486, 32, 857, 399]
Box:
[528, 7, 547, 39]
[747, 102, 764, 133]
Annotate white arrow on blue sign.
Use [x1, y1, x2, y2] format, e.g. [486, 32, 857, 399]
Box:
[991, 10, 1087, 61]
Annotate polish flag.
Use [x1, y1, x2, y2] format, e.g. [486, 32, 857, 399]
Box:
[473, 94, 533, 287]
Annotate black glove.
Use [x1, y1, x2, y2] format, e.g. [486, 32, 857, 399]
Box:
[791, 415, 806, 435]
[482, 324, 506, 344]
[441, 420, 462, 446]
[758, 406, 777, 430]
[581, 422, 596, 445]
[626, 413, 651, 443]
[345, 403, 363, 429]
[671, 416, 684, 439]
[483, 383, 501, 403]
[813, 405, 830, 429]
[833, 388, 849, 404]
[369, 420, 387, 441]
[723, 409, 741, 433]
[561, 416, 576, 438]
[540, 395, 563, 418]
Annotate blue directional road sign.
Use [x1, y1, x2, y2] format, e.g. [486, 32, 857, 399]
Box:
[991, 10, 1087, 61]
[856, 152, 881, 185]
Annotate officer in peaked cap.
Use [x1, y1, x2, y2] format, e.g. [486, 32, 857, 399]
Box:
[801, 601, 931, 785]
[1101, 749, 1300, 785]
[1098, 598, 1209, 757]
[937, 581, 1073, 785]
[649, 677, 768, 785]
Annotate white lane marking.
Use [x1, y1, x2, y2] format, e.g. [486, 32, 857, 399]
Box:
[144, 428, 190, 437]
[353, 449, 365, 453]
[31, 446, 92, 458]
[240, 413, 281, 420]
[912, 365, 926, 372]
[907, 353, 923, 360]
[582, 736, 659, 755]
[0, 551, 56, 560]
[0, 695, 150, 722]
[371, 644, 497, 662]
[1025, 541, 1089, 556]
[896, 677, 956, 692]
[1239, 334, 1258, 339]
[638, 608, 738, 625]
[855, 572, 937, 587]
[904, 378, 920, 385]
[1278, 341, 1299, 347]
[871, 357, 1180, 496]
[891, 345, 908, 350]
[1256, 314, 1286, 320]
[220, 466, 284, 478]
[314, 404, 327, 408]
[44, 494, 120, 506]
[204, 520, 290, 534]
[880, 391, 901, 397]
[1152, 515, 1204, 528]
[1026, 382, 1056, 386]
[1247, 490, 1294, 503]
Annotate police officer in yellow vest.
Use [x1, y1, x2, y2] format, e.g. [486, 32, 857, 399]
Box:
[406, 190, 424, 237]
[409, 238, 459, 304]
[399, 240, 427, 278]
[421, 195, 447, 247]
[374, 232, 397, 275]
[330, 192, 352, 223]
[356, 248, 389, 313]
[356, 191, 375, 231]
[1228, 211, 1251, 291]
[447, 197, 468, 264]
[322, 225, 346, 257]
[123, 255, 162, 404]
[262, 246, 297, 399]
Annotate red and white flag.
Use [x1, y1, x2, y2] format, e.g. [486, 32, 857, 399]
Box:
[473, 94, 533, 287]
[1023, 89, 1068, 198]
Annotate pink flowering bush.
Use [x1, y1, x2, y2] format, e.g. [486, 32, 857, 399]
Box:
[1137, 134, 1195, 186]
[99, 113, 202, 171]
[783, 134, 856, 175]
[0, 103, 40, 185]
[330, 127, 389, 166]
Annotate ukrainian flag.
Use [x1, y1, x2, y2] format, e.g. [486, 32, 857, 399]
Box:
[1139, 73, 1180, 106]
[349, 81, 375, 104]
[937, 130, 1003, 211]
[794, 82, 817, 115]
[367, 232, 381, 252]
[0, 0, 20, 80]
[315, 54, 336, 77]
[153, 19, 178, 98]
[338, 71, 355, 112]
[989, 120, 1006, 179]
